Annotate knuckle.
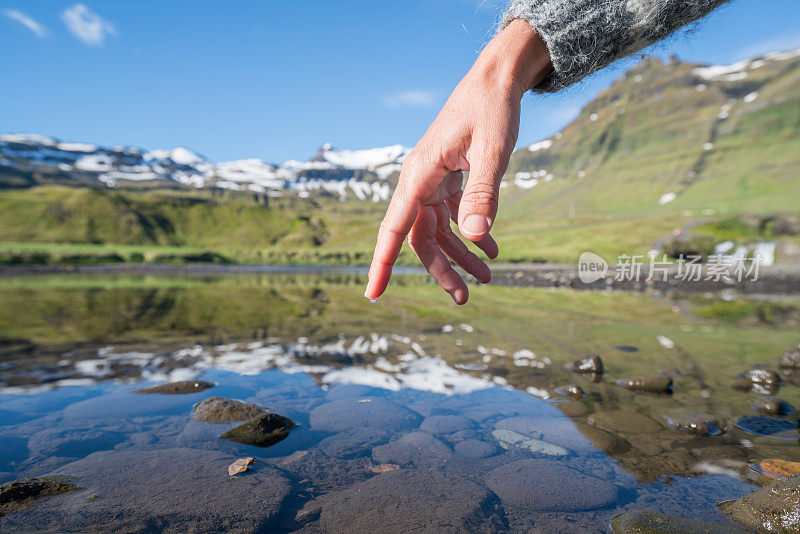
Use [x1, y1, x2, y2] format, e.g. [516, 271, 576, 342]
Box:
[462, 183, 498, 209]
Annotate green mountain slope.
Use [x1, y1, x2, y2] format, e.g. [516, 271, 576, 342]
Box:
[492, 52, 800, 262]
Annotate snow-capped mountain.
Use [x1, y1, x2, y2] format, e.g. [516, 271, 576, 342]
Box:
[0, 134, 408, 203]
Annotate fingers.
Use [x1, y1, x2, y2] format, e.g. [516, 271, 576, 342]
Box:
[444, 190, 499, 259]
[365, 157, 448, 301]
[433, 204, 491, 284]
[408, 206, 469, 305]
[458, 125, 517, 242]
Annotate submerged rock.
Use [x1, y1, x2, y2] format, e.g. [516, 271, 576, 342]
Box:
[611, 509, 747, 533]
[0, 476, 79, 517]
[491, 429, 569, 457]
[780, 348, 800, 369]
[318, 428, 389, 459]
[132, 380, 215, 395]
[750, 459, 800, 480]
[753, 396, 794, 416]
[485, 459, 617, 512]
[568, 354, 604, 374]
[27, 428, 125, 459]
[372, 432, 453, 466]
[719, 474, 800, 533]
[731, 369, 781, 395]
[558, 384, 585, 400]
[319, 470, 504, 533]
[577, 425, 631, 455]
[454, 440, 497, 459]
[735, 416, 798, 440]
[365, 463, 400, 474]
[618, 376, 673, 394]
[664, 413, 722, 436]
[219, 414, 296, 447]
[309, 398, 421, 433]
[0, 449, 290, 532]
[588, 411, 663, 435]
[419, 415, 475, 435]
[192, 397, 268, 423]
[780, 368, 800, 388]
[494, 416, 542, 437]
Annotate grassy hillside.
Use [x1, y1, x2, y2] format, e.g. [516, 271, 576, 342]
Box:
[497, 54, 800, 262]
[1, 53, 798, 266]
[0, 186, 391, 265]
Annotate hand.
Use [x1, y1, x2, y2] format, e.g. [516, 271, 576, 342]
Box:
[365, 19, 552, 304]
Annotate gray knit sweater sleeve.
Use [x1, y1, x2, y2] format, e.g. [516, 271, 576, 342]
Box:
[502, 0, 731, 92]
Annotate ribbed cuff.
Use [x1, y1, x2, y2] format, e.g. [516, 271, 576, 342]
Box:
[501, 0, 730, 93]
[500, 0, 630, 93]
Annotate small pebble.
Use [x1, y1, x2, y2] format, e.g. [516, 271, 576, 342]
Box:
[228, 457, 255, 476]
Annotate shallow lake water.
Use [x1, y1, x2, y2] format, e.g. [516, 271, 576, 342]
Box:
[0, 272, 799, 532]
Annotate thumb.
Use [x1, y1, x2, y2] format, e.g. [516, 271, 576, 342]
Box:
[458, 133, 512, 242]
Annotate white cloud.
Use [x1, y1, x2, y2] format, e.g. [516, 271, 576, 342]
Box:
[61, 3, 116, 46]
[382, 90, 437, 109]
[3, 9, 49, 38]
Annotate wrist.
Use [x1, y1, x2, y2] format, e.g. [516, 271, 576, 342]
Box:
[478, 19, 552, 97]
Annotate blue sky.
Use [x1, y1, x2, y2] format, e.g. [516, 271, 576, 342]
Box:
[2, 1, 799, 163]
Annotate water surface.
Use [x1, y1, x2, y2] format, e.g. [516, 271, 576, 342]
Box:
[0, 273, 798, 531]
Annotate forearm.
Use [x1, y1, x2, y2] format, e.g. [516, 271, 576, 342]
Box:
[502, 0, 732, 92]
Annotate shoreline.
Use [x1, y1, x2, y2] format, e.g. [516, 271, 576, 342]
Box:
[1, 261, 798, 296]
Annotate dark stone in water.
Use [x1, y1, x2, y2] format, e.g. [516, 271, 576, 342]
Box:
[719, 474, 800, 533]
[132, 380, 215, 395]
[219, 413, 296, 447]
[618, 376, 673, 394]
[309, 398, 421, 433]
[557, 384, 585, 400]
[753, 396, 794, 416]
[454, 439, 497, 459]
[0, 476, 79, 517]
[317, 428, 389, 459]
[577, 425, 631, 455]
[613, 345, 639, 353]
[664, 414, 721, 436]
[731, 368, 780, 395]
[611, 509, 748, 533]
[419, 415, 475, 435]
[780, 348, 800, 369]
[485, 459, 618, 512]
[27, 428, 125, 459]
[588, 411, 663, 435]
[192, 397, 268, 423]
[735, 416, 798, 440]
[372, 432, 453, 467]
[780, 368, 800, 388]
[568, 354, 604, 374]
[0, 449, 290, 531]
[319, 470, 504, 533]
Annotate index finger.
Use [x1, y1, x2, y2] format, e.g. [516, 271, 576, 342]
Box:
[364, 160, 448, 301]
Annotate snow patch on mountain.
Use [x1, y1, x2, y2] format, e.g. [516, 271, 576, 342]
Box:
[693, 47, 800, 81]
[0, 135, 409, 203]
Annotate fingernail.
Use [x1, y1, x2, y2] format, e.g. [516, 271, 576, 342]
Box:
[369, 298, 378, 304]
[451, 293, 459, 305]
[462, 214, 489, 237]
